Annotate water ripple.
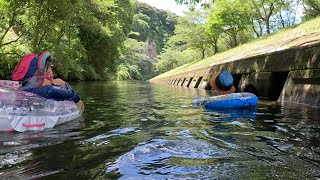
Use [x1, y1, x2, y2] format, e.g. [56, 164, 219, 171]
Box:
[106, 138, 233, 179]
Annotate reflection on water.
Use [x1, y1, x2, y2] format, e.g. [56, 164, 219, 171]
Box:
[0, 81, 320, 179]
[203, 107, 257, 122]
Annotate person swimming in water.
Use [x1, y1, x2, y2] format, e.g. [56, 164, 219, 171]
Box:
[209, 70, 236, 95]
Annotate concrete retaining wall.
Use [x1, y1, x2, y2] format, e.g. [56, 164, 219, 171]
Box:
[150, 43, 320, 107]
[279, 69, 320, 107]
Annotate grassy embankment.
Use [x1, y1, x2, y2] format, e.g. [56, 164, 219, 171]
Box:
[151, 17, 320, 80]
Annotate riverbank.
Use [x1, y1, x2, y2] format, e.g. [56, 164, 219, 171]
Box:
[150, 17, 320, 80]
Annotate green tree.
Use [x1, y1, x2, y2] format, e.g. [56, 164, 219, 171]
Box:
[126, 2, 179, 79]
[274, 0, 301, 29]
[0, 0, 135, 80]
[129, 13, 151, 41]
[0, 0, 26, 49]
[168, 11, 211, 59]
[207, 0, 252, 48]
[0, 0, 29, 79]
[155, 47, 201, 74]
[117, 37, 148, 80]
[134, 2, 177, 53]
[250, 0, 289, 34]
[303, 0, 320, 19]
[175, 0, 212, 10]
[77, 0, 135, 80]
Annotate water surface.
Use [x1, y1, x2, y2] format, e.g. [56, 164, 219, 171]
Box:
[1, 81, 320, 179]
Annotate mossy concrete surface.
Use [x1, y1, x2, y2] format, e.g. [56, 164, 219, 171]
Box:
[279, 69, 320, 107]
[150, 43, 320, 85]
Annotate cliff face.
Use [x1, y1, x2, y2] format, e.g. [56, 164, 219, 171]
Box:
[133, 2, 177, 63]
[140, 38, 157, 62]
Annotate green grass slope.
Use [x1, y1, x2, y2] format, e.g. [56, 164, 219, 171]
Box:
[151, 17, 320, 80]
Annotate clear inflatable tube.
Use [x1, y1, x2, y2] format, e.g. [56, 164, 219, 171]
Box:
[0, 85, 80, 132]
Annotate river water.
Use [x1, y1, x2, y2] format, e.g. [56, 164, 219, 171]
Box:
[0, 81, 320, 179]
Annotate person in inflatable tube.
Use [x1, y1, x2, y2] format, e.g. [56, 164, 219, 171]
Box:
[209, 70, 236, 95]
[12, 51, 85, 112]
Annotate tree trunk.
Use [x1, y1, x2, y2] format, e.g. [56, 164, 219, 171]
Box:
[251, 20, 260, 37]
[210, 36, 219, 53]
[266, 18, 270, 34]
[265, 3, 274, 34]
[213, 43, 218, 54]
[232, 31, 238, 47]
[201, 48, 205, 59]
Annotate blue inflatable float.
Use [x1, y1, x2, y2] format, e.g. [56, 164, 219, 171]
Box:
[192, 92, 258, 109]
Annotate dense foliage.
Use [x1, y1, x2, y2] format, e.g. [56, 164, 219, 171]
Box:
[1, 0, 320, 81]
[0, 0, 178, 81]
[0, 0, 135, 80]
[124, 2, 178, 80]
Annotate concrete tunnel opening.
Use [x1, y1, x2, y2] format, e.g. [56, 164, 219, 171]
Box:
[244, 84, 259, 96]
[232, 74, 242, 92]
[187, 77, 193, 87]
[181, 78, 186, 86]
[194, 77, 203, 88]
[269, 71, 289, 101]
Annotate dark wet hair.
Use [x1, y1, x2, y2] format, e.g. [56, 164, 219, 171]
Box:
[44, 59, 52, 72]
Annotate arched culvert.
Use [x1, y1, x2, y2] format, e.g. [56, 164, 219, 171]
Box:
[232, 74, 242, 93]
[244, 84, 259, 97]
[269, 72, 289, 101]
[205, 81, 212, 90]
[194, 77, 203, 88]
[176, 78, 181, 86]
[180, 78, 186, 86]
[173, 79, 178, 85]
[187, 77, 193, 87]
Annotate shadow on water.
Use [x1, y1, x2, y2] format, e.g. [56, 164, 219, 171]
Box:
[0, 81, 320, 179]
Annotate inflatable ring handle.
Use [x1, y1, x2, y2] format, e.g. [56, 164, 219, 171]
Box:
[22, 123, 45, 127]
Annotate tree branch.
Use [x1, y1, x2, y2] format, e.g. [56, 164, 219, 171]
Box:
[0, 35, 22, 48]
[0, 10, 17, 45]
[267, 3, 274, 20]
[0, 25, 13, 45]
[251, 20, 260, 37]
[251, 0, 265, 21]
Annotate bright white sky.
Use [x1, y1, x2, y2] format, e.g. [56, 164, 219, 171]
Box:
[136, 0, 189, 16]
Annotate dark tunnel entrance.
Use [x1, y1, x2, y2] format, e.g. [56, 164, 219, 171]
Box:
[232, 74, 242, 92]
[187, 77, 193, 87]
[269, 71, 289, 101]
[194, 77, 203, 88]
[181, 78, 186, 86]
[244, 84, 259, 96]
